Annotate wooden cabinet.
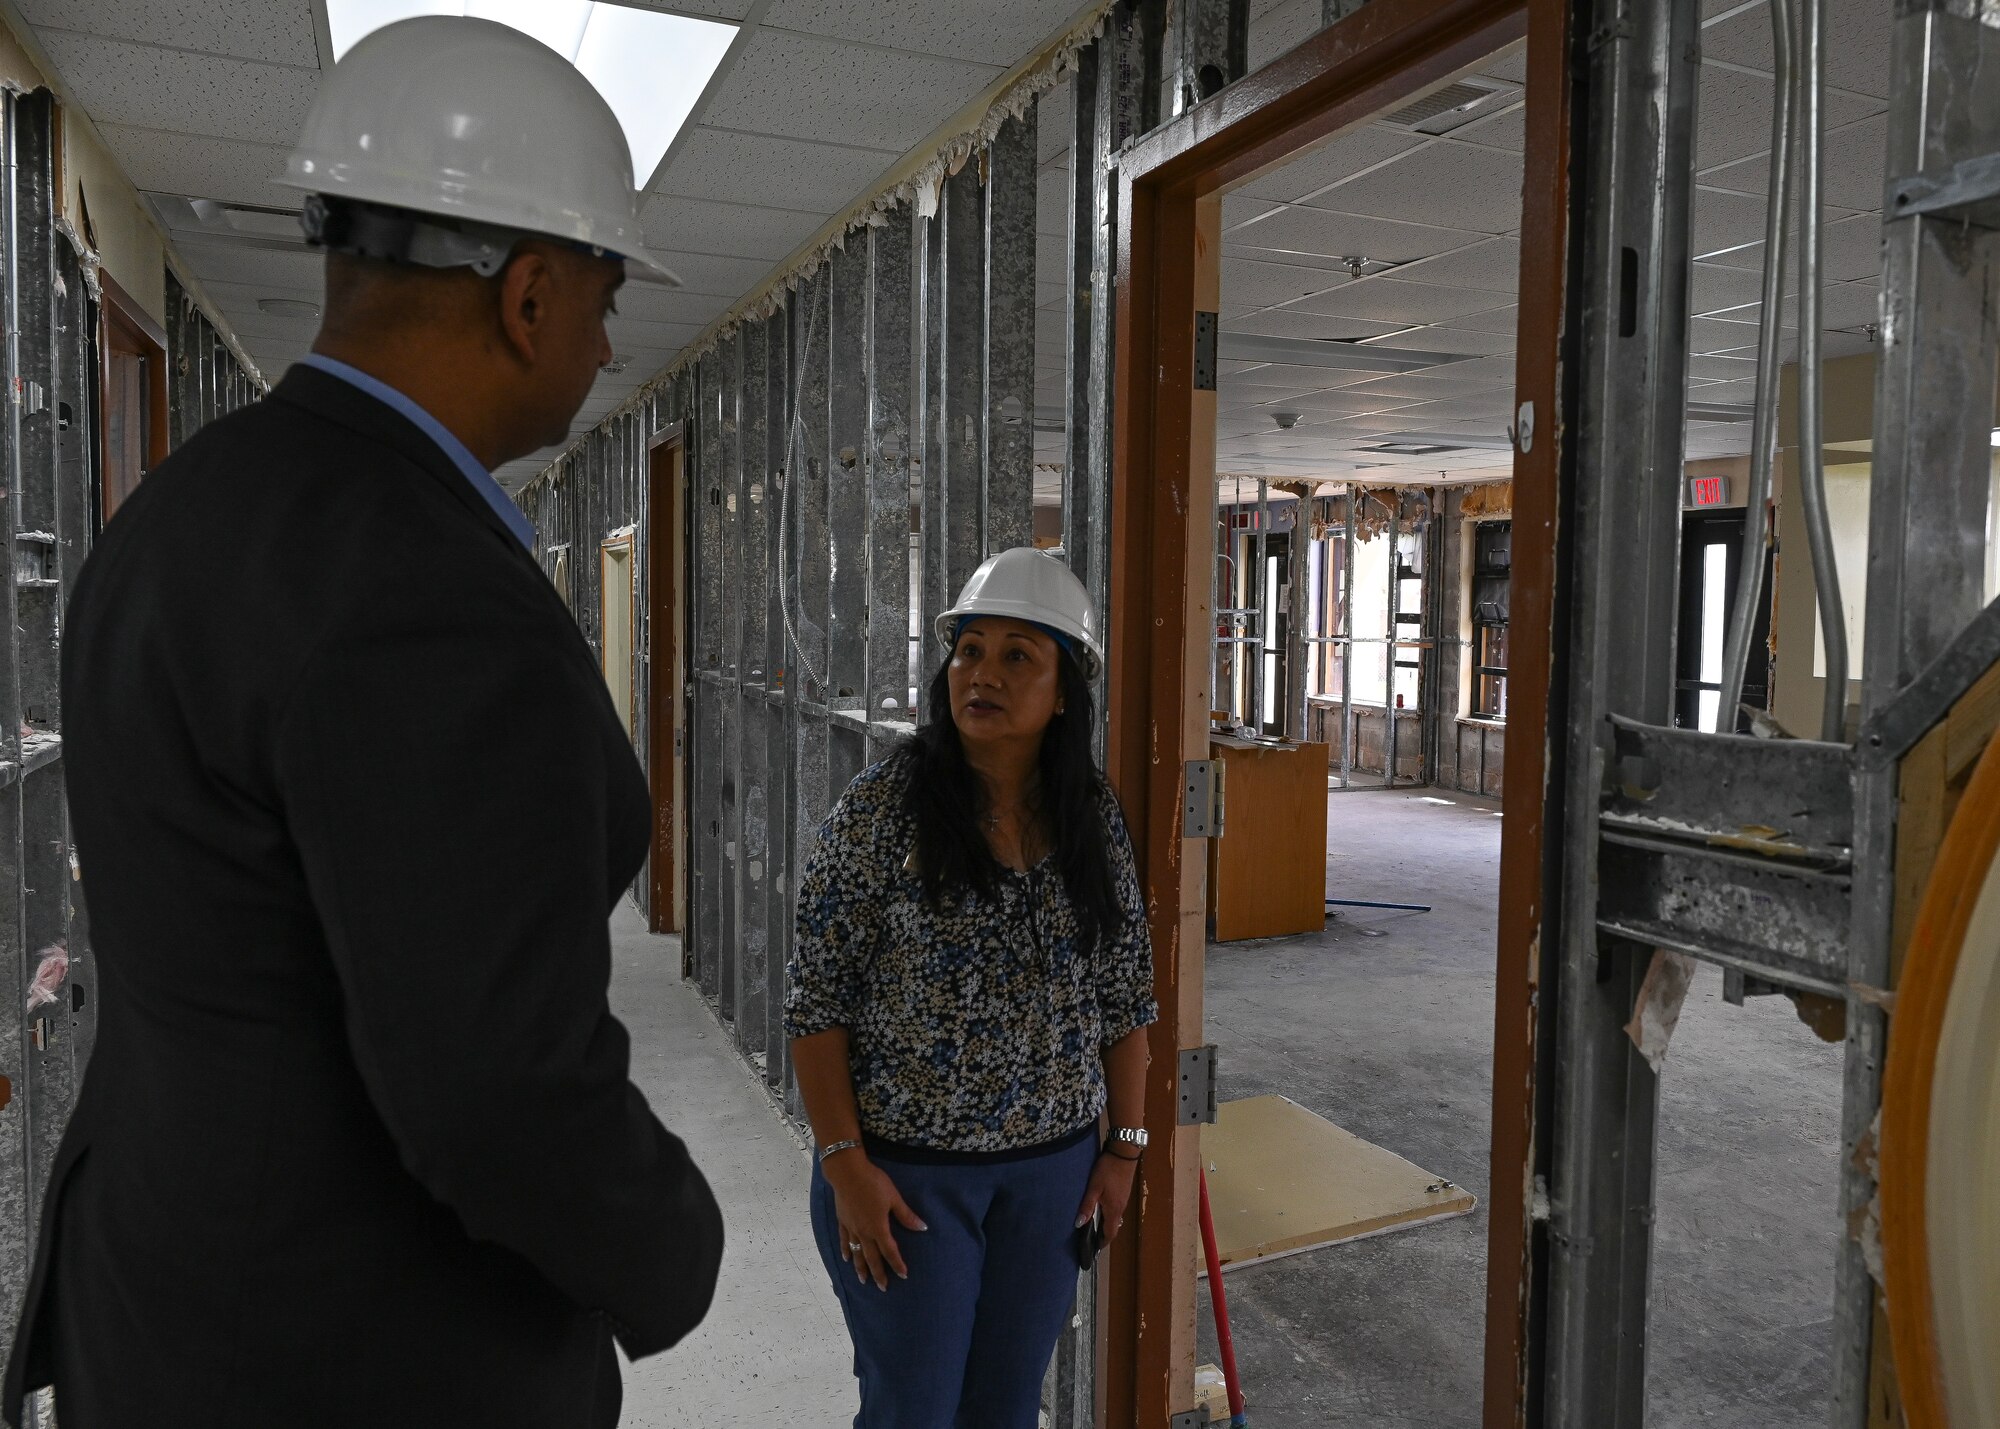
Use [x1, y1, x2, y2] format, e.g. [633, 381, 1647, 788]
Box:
[1204, 735, 1330, 941]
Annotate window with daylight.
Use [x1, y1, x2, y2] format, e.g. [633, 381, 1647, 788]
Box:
[323, 1, 736, 186]
[1471, 520, 1511, 721]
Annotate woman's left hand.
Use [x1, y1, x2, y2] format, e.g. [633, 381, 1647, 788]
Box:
[1076, 1150, 1141, 1240]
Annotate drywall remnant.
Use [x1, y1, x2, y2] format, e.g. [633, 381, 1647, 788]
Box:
[1623, 948, 1698, 1072]
[25, 942, 67, 1010]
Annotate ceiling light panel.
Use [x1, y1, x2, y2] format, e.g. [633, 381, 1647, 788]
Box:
[323, 0, 736, 186]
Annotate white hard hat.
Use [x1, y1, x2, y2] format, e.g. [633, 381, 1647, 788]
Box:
[936, 547, 1104, 679]
[275, 16, 676, 284]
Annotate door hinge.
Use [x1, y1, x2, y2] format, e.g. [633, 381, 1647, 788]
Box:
[1193, 311, 1218, 391]
[1178, 1044, 1218, 1126]
[1169, 1410, 1210, 1429]
[1184, 759, 1224, 838]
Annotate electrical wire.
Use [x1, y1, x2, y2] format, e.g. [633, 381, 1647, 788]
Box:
[775, 282, 828, 699]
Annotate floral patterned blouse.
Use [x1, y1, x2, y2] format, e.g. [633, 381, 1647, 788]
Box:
[783, 757, 1158, 1152]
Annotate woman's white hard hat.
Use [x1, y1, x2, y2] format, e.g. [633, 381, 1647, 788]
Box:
[273, 15, 677, 284]
[936, 547, 1104, 679]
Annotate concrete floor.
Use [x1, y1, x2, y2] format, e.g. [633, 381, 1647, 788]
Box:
[606, 903, 857, 1427]
[607, 791, 1845, 1426]
[1197, 789, 1844, 1428]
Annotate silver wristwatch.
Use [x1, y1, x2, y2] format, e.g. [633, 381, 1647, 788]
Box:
[1106, 1126, 1149, 1152]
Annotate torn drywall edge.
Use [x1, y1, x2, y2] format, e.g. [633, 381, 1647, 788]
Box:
[1623, 948, 1698, 1072]
[518, 0, 1119, 496]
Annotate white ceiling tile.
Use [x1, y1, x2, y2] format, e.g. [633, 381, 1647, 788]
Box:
[1692, 187, 1771, 258]
[1691, 260, 1769, 315]
[1415, 326, 1516, 356]
[1694, 65, 1881, 173]
[1224, 309, 1414, 341]
[38, 31, 317, 146]
[1452, 104, 1525, 154]
[640, 195, 826, 261]
[98, 126, 296, 210]
[759, 0, 1080, 67]
[701, 30, 1000, 152]
[655, 128, 898, 214]
[638, 249, 778, 299]
[1224, 255, 1345, 308]
[176, 241, 325, 296]
[605, 316, 704, 352]
[1338, 370, 1513, 401]
[1282, 276, 1519, 326]
[225, 306, 321, 341]
[1220, 361, 1398, 391]
[1242, 387, 1427, 416]
[1394, 237, 1520, 294]
[1233, 124, 1425, 204]
[23, 2, 320, 66]
[1701, 113, 1886, 214]
[1699, 209, 1883, 283]
[613, 285, 732, 327]
[1223, 195, 1280, 231]
[1482, 43, 1528, 85]
[1701, 1, 1890, 101]
[1292, 141, 1524, 233]
[1445, 303, 1518, 335]
[1230, 207, 1485, 265]
[199, 278, 324, 315]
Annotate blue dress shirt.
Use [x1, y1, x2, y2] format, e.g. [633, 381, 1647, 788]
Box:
[296, 354, 537, 551]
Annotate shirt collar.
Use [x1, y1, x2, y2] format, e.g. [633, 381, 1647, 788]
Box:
[295, 354, 537, 552]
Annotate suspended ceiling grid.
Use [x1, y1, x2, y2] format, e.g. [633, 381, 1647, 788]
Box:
[1208, 0, 1890, 489]
[15, 0, 1093, 488]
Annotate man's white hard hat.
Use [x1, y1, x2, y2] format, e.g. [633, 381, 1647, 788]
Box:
[274, 15, 677, 284]
[936, 547, 1104, 679]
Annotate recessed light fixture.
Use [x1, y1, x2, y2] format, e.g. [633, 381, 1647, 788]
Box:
[257, 297, 322, 319]
[322, 1, 737, 186]
[1271, 411, 1301, 430]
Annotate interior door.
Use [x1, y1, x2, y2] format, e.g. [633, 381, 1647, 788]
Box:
[647, 437, 685, 935]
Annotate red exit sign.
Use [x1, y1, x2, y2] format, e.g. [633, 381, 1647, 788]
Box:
[1686, 475, 1727, 508]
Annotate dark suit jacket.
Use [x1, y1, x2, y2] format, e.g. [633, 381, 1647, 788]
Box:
[4, 366, 723, 1428]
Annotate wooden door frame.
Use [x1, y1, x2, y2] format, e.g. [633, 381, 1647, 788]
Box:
[647, 429, 687, 938]
[1103, 0, 1570, 1423]
[97, 269, 169, 521]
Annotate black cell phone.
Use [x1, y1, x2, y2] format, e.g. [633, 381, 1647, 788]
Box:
[1073, 1210, 1106, 1270]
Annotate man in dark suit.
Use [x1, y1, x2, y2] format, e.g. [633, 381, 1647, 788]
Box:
[4, 17, 722, 1427]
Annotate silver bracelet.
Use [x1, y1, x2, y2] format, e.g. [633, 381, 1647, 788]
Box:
[817, 1138, 863, 1163]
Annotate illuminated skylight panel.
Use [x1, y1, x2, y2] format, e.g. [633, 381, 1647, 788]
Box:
[323, 0, 736, 186]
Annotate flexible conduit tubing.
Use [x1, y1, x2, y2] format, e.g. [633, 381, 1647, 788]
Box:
[1717, 0, 1795, 726]
[1198, 1169, 1250, 1427]
[1793, 0, 1846, 739]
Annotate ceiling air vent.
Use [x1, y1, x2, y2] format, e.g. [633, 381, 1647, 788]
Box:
[1383, 76, 1522, 136]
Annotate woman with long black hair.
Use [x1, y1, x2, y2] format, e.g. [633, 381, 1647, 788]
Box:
[784, 547, 1157, 1429]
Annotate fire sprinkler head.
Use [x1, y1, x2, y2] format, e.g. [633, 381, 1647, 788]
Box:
[1272, 411, 1301, 430]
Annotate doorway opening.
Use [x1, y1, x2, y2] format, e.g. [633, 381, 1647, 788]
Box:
[1196, 33, 1531, 1425]
[98, 272, 168, 523]
[647, 433, 685, 937]
[1103, 1, 1554, 1422]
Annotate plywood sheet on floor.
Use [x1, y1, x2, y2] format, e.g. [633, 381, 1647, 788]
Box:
[1203, 1094, 1476, 1270]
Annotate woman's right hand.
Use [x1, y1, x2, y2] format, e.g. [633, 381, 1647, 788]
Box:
[824, 1153, 927, 1290]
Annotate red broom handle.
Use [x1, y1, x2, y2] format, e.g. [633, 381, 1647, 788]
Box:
[1198, 1167, 1248, 1423]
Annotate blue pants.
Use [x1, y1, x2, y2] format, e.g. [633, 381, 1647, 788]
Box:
[810, 1131, 1098, 1429]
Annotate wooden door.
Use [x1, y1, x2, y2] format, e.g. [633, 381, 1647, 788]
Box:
[647, 437, 685, 935]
